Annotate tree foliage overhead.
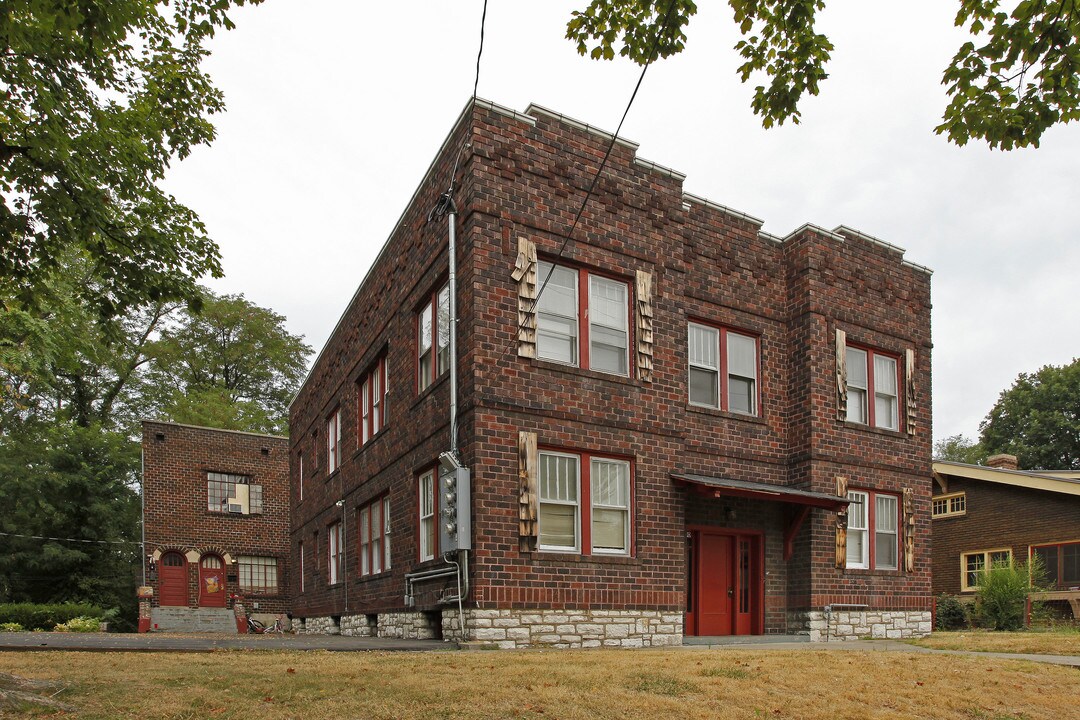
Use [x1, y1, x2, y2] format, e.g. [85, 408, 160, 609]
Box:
[979, 358, 1080, 470]
[0, 0, 262, 318]
[146, 290, 311, 435]
[566, 0, 1080, 149]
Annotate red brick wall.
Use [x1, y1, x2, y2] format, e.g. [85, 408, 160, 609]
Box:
[142, 421, 290, 614]
[288, 100, 933, 627]
[932, 477, 1080, 595]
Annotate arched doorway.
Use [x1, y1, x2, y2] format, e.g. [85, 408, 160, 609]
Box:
[158, 552, 189, 607]
[198, 554, 227, 608]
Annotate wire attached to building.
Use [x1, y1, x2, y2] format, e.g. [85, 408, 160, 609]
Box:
[0, 530, 141, 546]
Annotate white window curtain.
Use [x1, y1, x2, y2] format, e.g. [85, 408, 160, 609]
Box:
[874, 354, 898, 430]
[536, 262, 578, 364]
[589, 275, 628, 375]
[726, 332, 757, 415]
[591, 459, 629, 554]
[845, 348, 868, 424]
[688, 323, 719, 407]
[846, 490, 868, 568]
[539, 452, 579, 551]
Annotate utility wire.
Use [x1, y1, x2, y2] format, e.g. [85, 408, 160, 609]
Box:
[503, 3, 678, 361]
[473, 0, 488, 102]
[0, 530, 141, 546]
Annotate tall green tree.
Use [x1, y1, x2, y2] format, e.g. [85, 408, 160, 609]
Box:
[566, 1, 1080, 149]
[979, 358, 1080, 469]
[934, 433, 988, 465]
[146, 290, 311, 435]
[0, 0, 262, 318]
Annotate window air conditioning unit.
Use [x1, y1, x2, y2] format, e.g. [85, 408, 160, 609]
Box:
[228, 503, 244, 514]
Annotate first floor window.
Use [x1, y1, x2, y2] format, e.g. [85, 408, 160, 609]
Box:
[238, 556, 278, 594]
[846, 489, 899, 570]
[538, 450, 631, 556]
[328, 522, 343, 584]
[1032, 542, 1080, 589]
[299, 541, 305, 593]
[845, 346, 899, 430]
[358, 496, 390, 576]
[961, 548, 1013, 591]
[931, 492, 966, 518]
[419, 470, 436, 561]
[688, 322, 759, 415]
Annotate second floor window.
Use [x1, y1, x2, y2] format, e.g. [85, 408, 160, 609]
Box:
[207, 472, 262, 515]
[326, 409, 341, 473]
[536, 261, 629, 376]
[360, 356, 388, 445]
[846, 347, 899, 430]
[688, 322, 759, 415]
[417, 284, 450, 392]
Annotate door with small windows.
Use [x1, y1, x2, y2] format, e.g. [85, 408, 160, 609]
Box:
[687, 529, 762, 636]
[198, 554, 227, 607]
[158, 552, 188, 607]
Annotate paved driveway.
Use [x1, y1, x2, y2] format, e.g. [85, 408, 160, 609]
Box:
[0, 632, 452, 653]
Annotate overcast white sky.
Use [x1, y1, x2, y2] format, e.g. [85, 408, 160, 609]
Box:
[162, 0, 1080, 445]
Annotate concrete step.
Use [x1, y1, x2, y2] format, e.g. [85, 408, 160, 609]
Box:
[151, 607, 237, 634]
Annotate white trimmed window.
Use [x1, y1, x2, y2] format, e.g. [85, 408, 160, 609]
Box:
[383, 496, 392, 571]
[961, 548, 1013, 591]
[846, 489, 899, 571]
[238, 556, 278, 594]
[328, 522, 343, 585]
[536, 262, 629, 376]
[846, 346, 899, 430]
[688, 322, 759, 415]
[418, 470, 436, 561]
[326, 409, 341, 473]
[358, 495, 389, 577]
[538, 450, 632, 556]
[932, 492, 967, 518]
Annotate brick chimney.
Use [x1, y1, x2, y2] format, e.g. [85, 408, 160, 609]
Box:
[986, 454, 1019, 471]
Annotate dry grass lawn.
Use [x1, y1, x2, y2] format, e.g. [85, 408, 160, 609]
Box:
[910, 629, 1080, 656]
[1, 648, 1077, 719]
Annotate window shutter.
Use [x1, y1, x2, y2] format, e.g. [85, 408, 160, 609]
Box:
[518, 431, 538, 552]
[903, 487, 915, 572]
[511, 237, 537, 358]
[835, 475, 848, 568]
[635, 270, 654, 382]
[835, 328, 847, 420]
[905, 348, 917, 437]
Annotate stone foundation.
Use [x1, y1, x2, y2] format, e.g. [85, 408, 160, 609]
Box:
[807, 610, 932, 642]
[296, 608, 682, 648]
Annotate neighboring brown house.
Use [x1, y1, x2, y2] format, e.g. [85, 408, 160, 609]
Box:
[288, 99, 934, 646]
[141, 420, 290, 631]
[932, 455, 1080, 609]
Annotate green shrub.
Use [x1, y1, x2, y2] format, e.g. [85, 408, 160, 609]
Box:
[0, 603, 105, 630]
[0, 622, 24, 632]
[935, 594, 969, 630]
[54, 616, 101, 633]
[974, 560, 1037, 631]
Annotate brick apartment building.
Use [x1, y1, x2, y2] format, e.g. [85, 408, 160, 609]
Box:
[141, 421, 290, 630]
[288, 99, 934, 646]
[932, 455, 1080, 615]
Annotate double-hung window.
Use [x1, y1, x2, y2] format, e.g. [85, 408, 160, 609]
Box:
[359, 356, 388, 445]
[298, 541, 305, 593]
[358, 496, 390, 576]
[297, 451, 304, 502]
[846, 490, 899, 570]
[536, 262, 629, 376]
[328, 522, 343, 585]
[846, 347, 899, 430]
[688, 322, 759, 415]
[538, 450, 631, 555]
[417, 284, 450, 392]
[961, 548, 1013, 591]
[326, 409, 341, 473]
[418, 469, 436, 562]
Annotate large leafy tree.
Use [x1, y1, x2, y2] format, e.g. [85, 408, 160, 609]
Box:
[0, 0, 262, 318]
[933, 433, 988, 465]
[146, 290, 311, 435]
[567, 1, 1080, 149]
[979, 358, 1080, 469]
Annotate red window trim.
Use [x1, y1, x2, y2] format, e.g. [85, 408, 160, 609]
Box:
[358, 354, 388, 446]
[415, 283, 449, 394]
[537, 259, 634, 378]
[357, 493, 390, 577]
[687, 318, 761, 415]
[847, 487, 901, 571]
[537, 445, 636, 557]
[1030, 540, 1080, 588]
[416, 465, 439, 562]
[847, 344, 901, 431]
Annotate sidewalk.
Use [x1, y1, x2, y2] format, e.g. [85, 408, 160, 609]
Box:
[0, 632, 453, 653]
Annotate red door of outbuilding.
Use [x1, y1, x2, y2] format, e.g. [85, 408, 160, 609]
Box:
[198, 555, 226, 607]
[158, 552, 188, 607]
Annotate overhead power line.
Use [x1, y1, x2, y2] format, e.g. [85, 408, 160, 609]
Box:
[0, 530, 141, 546]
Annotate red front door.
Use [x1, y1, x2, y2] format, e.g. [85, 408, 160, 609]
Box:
[688, 530, 762, 636]
[198, 555, 226, 607]
[697, 533, 734, 635]
[158, 552, 188, 607]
